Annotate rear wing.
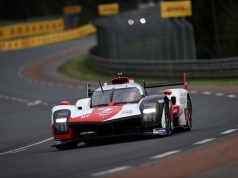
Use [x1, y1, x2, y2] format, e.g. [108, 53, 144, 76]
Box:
[87, 73, 189, 97]
[143, 73, 188, 90]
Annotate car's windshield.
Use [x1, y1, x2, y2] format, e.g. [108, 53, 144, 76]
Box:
[91, 87, 141, 107]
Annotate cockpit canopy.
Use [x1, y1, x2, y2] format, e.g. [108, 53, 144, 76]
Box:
[91, 87, 142, 107]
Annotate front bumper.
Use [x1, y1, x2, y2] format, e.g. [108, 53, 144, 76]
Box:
[67, 115, 142, 140]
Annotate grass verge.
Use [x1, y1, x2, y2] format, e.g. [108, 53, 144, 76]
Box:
[59, 55, 238, 86]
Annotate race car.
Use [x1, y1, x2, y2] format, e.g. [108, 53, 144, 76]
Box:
[51, 73, 192, 149]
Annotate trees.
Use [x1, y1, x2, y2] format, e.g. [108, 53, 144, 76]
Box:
[192, 0, 238, 58]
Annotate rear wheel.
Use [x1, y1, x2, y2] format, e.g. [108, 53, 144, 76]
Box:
[186, 94, 192, 130]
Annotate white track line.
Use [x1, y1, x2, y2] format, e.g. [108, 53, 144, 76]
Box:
[151, 150, 180, 159]
[27, 100, 42, 106]
[216, 93, 224, 96]
[193, 138, 216, 145]
[3, 96, 10, 100]
[0, 137, 52, 156]
[0, 95, 30, 104]
[203, 91, 212, 95]
[42, 102, 49, 106]
[220, 129, 237, 135]
[11, 97, 17, 101]
[9, 148, 27, 154]
[190, 91, 198, 94]
[16, 98, 24, 102]
[92, 166, 131, 177]
[57, 83, 63, 87]
[0, 94, 50, 107]
[227, 94, 236, 98]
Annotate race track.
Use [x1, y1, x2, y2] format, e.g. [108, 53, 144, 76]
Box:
[0, 37, 238, 178]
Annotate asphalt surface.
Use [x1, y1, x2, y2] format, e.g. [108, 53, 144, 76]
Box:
[0, 37, 238, 178]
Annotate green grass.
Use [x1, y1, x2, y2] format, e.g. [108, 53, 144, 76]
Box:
[58, 55, 114, 81]
[59, 55, 238, 86]
[58, 55, 165, 83]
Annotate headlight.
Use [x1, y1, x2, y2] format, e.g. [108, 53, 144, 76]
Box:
[53, 109, 70, 119]
[143, 108, 156, 114]
[53, 110, 71, 134]
[56, 118, 67, 123]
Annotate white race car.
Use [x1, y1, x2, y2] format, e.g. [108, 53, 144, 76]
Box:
[51, 73, 192, 149]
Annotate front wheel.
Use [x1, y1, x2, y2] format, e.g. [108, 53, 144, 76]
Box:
[164, 98, 172, 136]
[55, 141, 78, 150]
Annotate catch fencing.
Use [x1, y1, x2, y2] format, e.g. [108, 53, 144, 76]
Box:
[93, 6, 196, 61]
[90, 6, 238, 78]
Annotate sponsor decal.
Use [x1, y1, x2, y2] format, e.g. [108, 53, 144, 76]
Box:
[184, 108, 189, 123]
[80, 114, 90, 119]
[80, 131, 95, 135]
[173, 105, 180, 115]
[54, 140, 62, 145]
[70, 106, 123, 122]
[58, 112, 69, 117]
[54, 109, 70, 118]
[98, 108, 114, 119]
[0, 19, 64, 41]
[161, 1, 192, 18]
[121, 110, 133, 115]
[64, 5, 81, 14]
[158, 99, 164, 104]
[98, 3, 119, 16]
[153, 128, 167, 135]
[180, 97, 186, 105]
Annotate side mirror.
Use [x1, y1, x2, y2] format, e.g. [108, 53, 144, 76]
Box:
[87, 84, 94, 98]
[171, 96, 176, 105]
[60, 101, 70, 105]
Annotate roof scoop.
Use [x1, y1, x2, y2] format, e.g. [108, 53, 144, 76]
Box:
[111, 77, 135, 84]
[111, 77, 129, 84]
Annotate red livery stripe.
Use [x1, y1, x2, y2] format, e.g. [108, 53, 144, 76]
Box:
[69, 106, 123, 123]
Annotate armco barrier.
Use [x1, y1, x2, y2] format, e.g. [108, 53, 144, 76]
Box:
[0, 24, 96, 51]
[89, 50, 238, 79]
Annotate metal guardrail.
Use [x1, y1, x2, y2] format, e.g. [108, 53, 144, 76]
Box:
[89, 49, 238, 78]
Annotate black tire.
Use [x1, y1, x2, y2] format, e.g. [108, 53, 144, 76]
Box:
[55, 141, 78, 150]
[186, 94, 192, 130]
[164, 98, 172, 136]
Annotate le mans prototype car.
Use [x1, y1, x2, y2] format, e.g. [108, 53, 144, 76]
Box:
[51, 73, 192, 149]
